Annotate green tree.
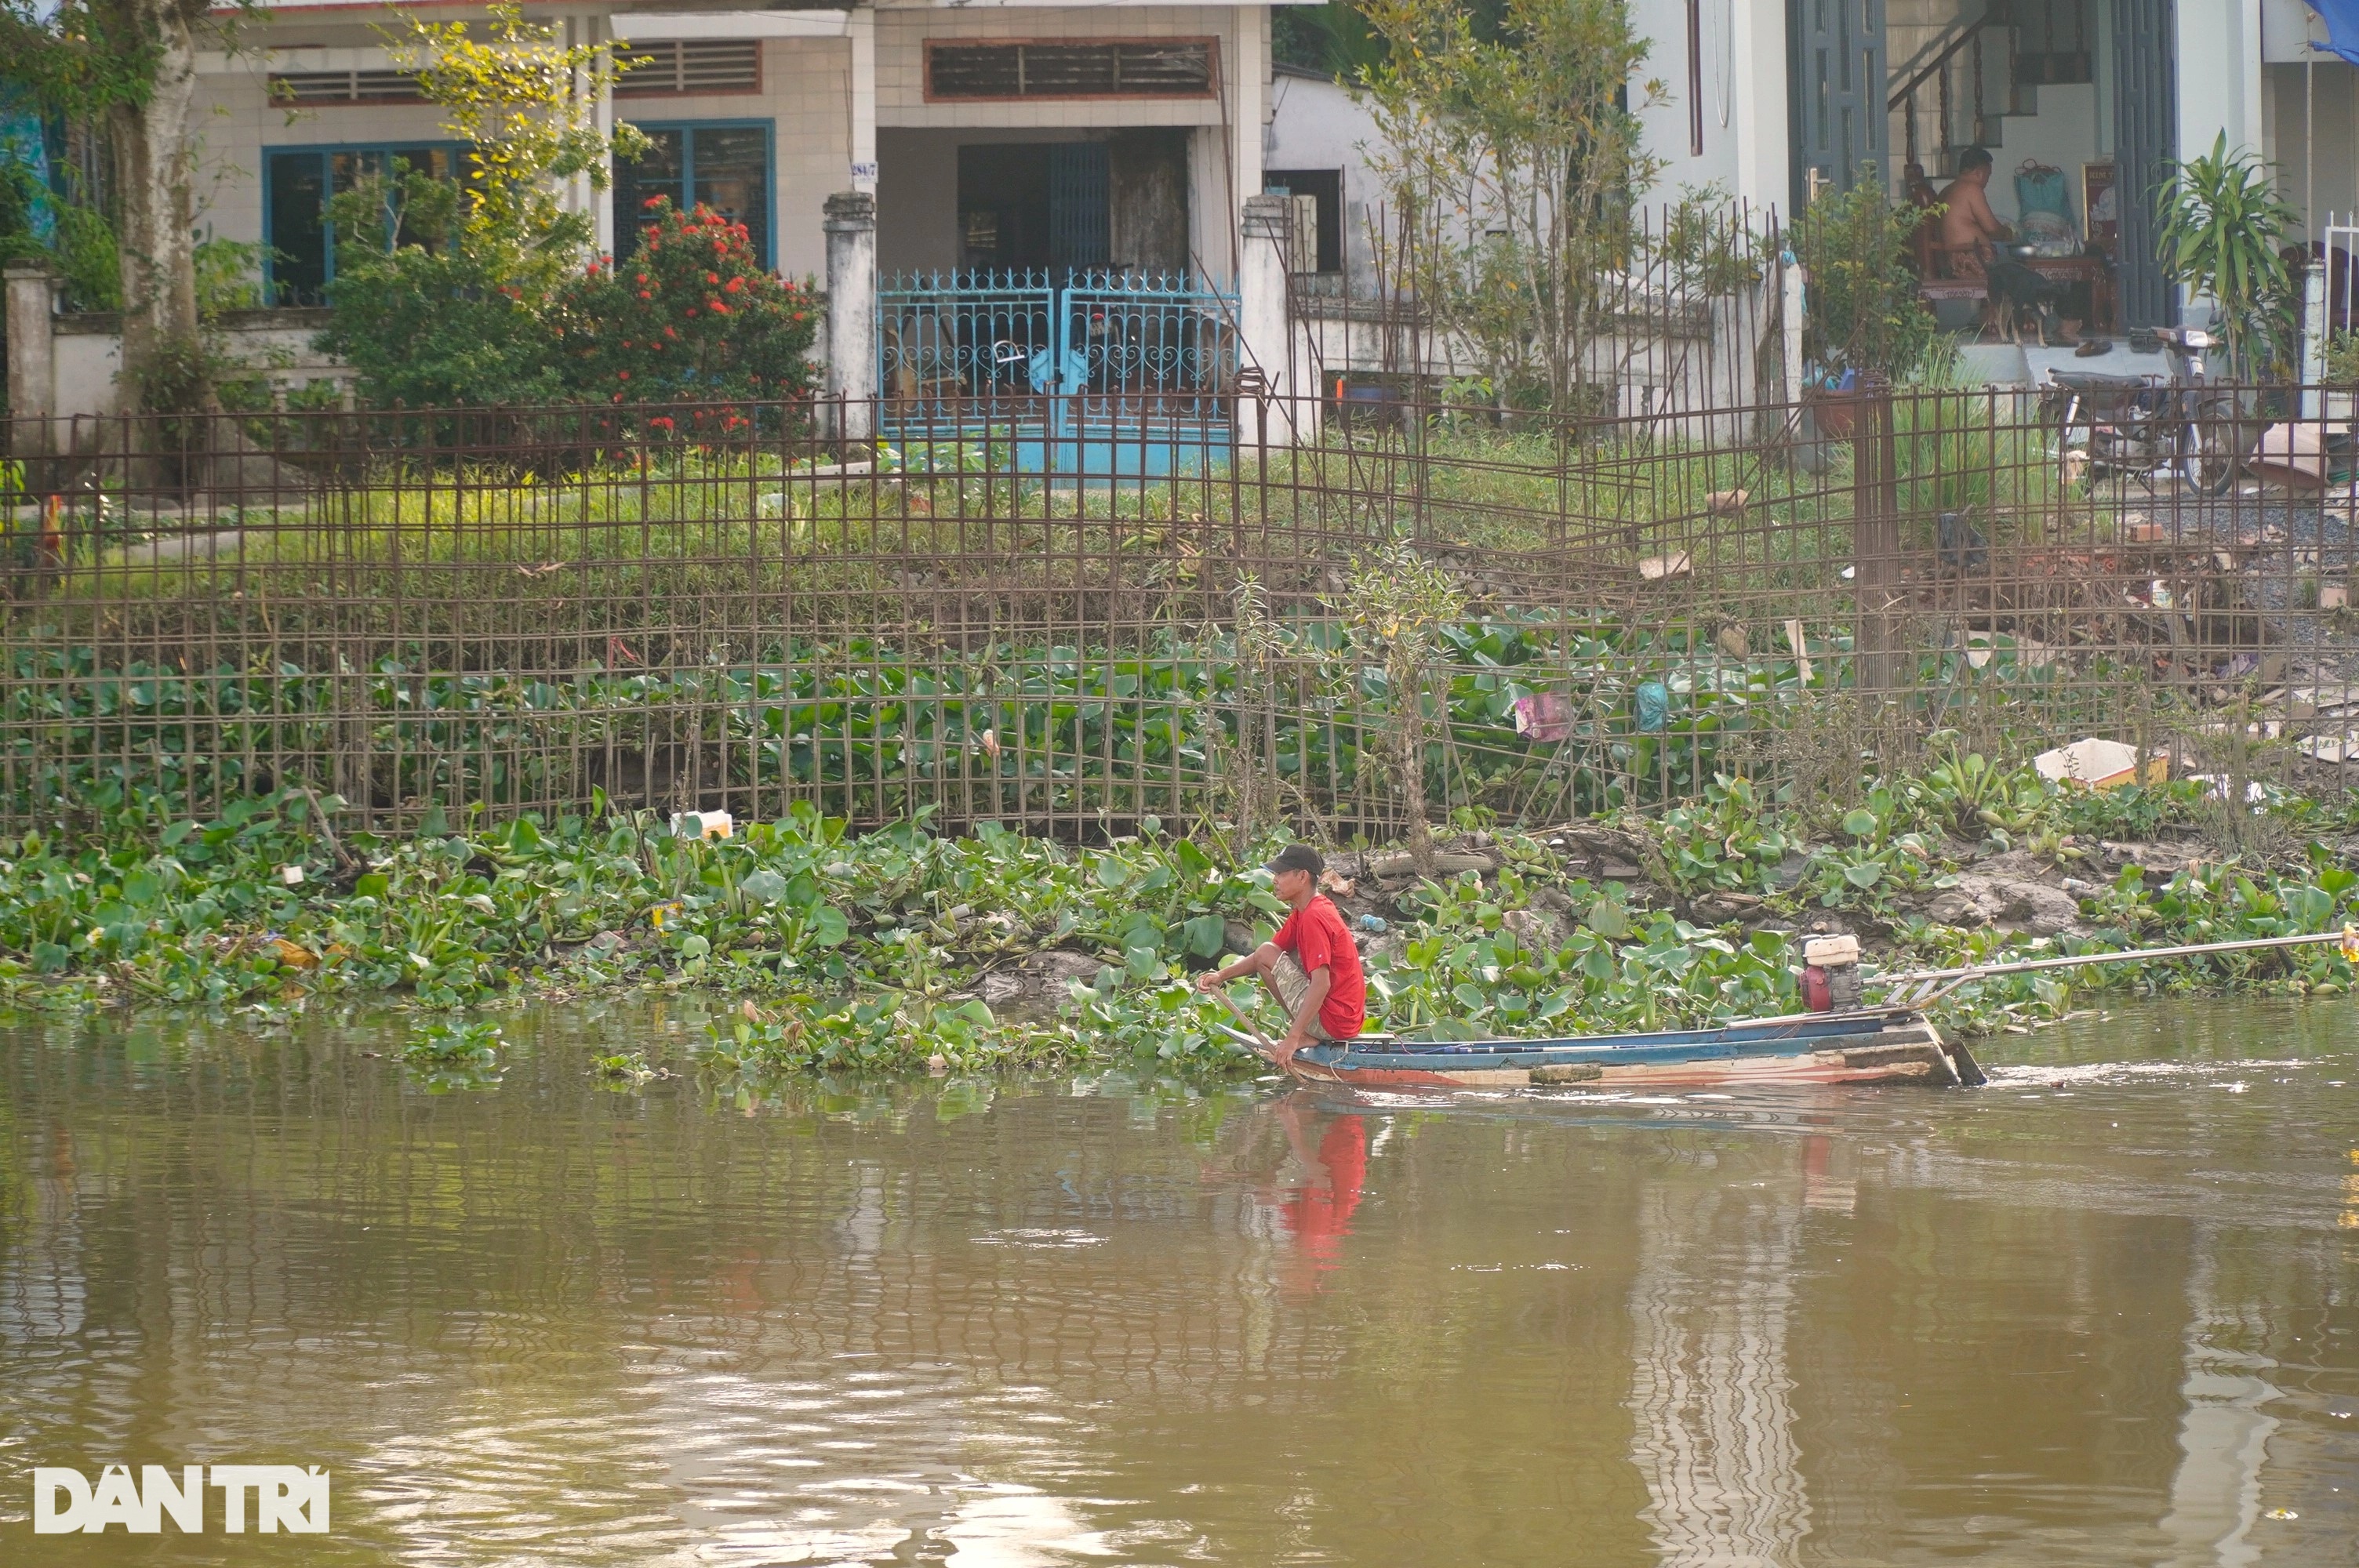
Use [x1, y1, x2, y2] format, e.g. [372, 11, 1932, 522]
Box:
[1792, 170, 1942, 380]
[0, 0, 237, 411]
[1357, 0, 1665, 415]
[558, 197, 816, 419]
[2156, 132, 2301, 379]
[1332, 543, 1465, 876]
[1274, 1, 1388, 78]
[317, 2, 645, 407]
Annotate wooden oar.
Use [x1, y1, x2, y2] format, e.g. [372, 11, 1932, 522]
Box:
[1209, 984, 1285, 1063]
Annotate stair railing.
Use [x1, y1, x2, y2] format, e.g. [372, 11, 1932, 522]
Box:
[1885, 0, 2001, 112]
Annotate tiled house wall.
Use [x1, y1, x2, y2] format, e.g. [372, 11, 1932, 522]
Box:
[874, 4, 1267, 282]
[874, 3, 1252, 131]
[191, 34, 851, 284]
[609, 38, 850, 279]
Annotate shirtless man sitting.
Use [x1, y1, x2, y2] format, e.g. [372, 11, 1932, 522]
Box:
[1935, 147, 2012, 278]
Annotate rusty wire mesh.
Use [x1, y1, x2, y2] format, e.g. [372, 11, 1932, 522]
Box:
[3, 383, 2355, 837]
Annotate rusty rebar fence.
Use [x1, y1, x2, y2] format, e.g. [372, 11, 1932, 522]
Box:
[5, 382, 2357, 837]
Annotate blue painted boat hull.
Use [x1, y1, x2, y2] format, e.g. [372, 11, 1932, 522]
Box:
[1284, 1010, 1981, 1090]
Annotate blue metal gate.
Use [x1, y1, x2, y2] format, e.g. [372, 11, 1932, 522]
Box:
[877, 268, 1239, 477]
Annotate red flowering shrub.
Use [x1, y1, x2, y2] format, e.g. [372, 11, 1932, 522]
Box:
[554, 198, 817, 420]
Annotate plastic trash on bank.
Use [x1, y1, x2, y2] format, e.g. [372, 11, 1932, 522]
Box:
[1513, 691, 1572, 742]
[2033, 738, 2165, 790]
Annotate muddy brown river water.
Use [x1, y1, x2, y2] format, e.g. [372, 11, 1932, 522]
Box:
[1, 997, 2355, 1565]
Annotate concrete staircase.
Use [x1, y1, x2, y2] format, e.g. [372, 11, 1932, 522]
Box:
[1888, 2, 2080, 174]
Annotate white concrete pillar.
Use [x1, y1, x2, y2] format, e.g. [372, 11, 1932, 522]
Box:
[824, 191, 878, 445]
[591, 12, 616, 258]
[1193, 10, 1270, 287]
[1732, 0, 1789, 218]
[2303, 259, 2328, 420]
[1230, 9, 1269, 247]
[849, 3, 878, 194]
[1238, 194, 1311, 450]
[564, 12, 616, 256]
[1187, 127, 1230, 285]
[2174, 0, 2269, 320]
[1782, 252, 1806, 411]
[5, 261, 57, 452]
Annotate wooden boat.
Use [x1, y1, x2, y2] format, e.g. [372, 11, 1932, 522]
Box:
[1259, 1008, 1986, 1091]
[1211, 926, 2359, 1093]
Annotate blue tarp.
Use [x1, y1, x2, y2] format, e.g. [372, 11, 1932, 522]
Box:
[2307, 0, 2359, 68]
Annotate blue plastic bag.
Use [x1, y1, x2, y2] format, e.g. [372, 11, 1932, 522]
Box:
[1636, 681, 1670, 733]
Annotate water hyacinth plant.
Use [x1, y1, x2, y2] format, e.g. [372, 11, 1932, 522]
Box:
[7, 743, 2359, 1076]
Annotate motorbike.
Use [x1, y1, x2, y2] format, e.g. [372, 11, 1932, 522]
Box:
[2040, 325, 2245, 496]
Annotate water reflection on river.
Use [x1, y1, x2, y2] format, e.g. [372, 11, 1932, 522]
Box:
[2, 998, 2355, 1565]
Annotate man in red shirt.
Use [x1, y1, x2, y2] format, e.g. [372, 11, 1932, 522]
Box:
[1195, 844, 1366, 1065]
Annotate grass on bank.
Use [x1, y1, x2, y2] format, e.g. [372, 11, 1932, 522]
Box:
[16, 393, 2086, 624]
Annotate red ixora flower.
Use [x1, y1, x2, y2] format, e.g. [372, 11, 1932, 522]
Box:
[724, 277, 742, 293]
[617, 370, 630, 379]
[642, 195, 664, 209]
[638, 291, 651, 299]
[708, 299, 727, 314]
[705, 272, 718, 285]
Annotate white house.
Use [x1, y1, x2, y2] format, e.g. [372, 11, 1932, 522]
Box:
[1264, 60, 1385, 298]
[184, 0, 1299, 312]
[26, 0, 2359, 421]
[1624, 0, 2359, 328]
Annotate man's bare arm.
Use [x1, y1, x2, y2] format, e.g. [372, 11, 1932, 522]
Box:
[1965, 186, 2012, 241]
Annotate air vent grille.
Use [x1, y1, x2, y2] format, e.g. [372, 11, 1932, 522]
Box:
[926, 41, 1215, 100]
[614, 38, 762, 96]
[271, 71, 427, 105]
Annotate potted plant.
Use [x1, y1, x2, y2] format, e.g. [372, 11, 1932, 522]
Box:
[1794, 169, 1943, 436]
[2157, 133, 2300, 383]
[2322, 332, 2359, 423]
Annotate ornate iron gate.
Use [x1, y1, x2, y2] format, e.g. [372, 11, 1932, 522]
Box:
[877, 269, 1239, 475]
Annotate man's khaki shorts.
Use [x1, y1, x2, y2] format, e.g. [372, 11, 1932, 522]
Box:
[1266, 953, 1335, 1041]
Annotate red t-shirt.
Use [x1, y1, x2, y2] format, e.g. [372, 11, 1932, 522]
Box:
[1274, 895, 1366, 1039]
[1279, 1116, 1368, 1262]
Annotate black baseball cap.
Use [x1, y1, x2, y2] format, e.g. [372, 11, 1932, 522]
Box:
[1264, 844, 1324, 878]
